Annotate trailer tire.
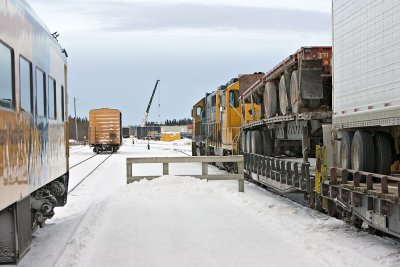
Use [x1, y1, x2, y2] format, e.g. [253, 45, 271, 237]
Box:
[251, 131, 262, 155]
[246, 131, 252, 153]
[340, 131, 353, 170]
[262, 130, 272, 156]
[351, 130, 374, 172]
[279, 75, 290, 115]
[374, 132, 393, 175]
[264, 82, 278, 117]
[290, 70, 300, 113]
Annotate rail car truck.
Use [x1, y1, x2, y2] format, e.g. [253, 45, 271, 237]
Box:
[192, 74, 263, 159]
[89, 108, 122, 153]
[0, 0, 69, 264]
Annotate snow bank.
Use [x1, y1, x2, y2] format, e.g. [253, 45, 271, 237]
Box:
[56, 176, 400, 267]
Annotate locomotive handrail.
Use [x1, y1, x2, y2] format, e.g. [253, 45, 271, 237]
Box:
[126, 156, 245, 192]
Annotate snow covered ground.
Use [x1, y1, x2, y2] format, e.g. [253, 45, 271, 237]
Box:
[15, 140, 400, 267]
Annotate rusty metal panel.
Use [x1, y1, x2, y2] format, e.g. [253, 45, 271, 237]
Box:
[238, 74, 264, 97]
[89, 108, 122, 145]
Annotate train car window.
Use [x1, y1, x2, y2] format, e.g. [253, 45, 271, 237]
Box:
[20, 57, 33, 113]
[229, 90, 239, 108]
[60, 85, 65, 121]
[196, 107, 202, 116]
[0, 41, 14, 109]
[36, 68, 46, 117]
[48, 77, 56, 119]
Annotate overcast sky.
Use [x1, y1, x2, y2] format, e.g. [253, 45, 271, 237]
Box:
[29, 0, 332, 125]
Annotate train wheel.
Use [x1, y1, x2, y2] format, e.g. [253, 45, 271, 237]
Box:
[262, 130, 272, 156]
[350, 213, 363, 229]
[326, 199, 338, 218]
[289, 70, 300, 113]
[368, 225, 382, 236]
[279, 75, 290, 115]
[264, 82, 277, 117]
[251, 131, 262, 155]
[351, 130, 374, 172]
[340, 131, 353, 170]
[246, 131, 252, 153]
[374, 132, 393, 175]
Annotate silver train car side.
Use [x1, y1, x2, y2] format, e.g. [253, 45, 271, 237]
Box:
[0, 1, 69, 264]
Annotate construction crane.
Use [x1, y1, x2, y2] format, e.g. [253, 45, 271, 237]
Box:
[142, 79, 160, 127]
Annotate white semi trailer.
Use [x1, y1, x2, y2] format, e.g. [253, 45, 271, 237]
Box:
[332, 0, 400, 174]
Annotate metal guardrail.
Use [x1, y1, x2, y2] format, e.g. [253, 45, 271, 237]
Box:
[242, 152, 312, 193]
[126, 156, 245, 192]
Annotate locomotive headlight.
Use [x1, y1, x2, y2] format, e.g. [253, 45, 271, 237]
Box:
[323, 59, 330, 66]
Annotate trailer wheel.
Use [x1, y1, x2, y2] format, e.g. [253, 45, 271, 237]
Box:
[251, 131, 262, 155]
[264, 82, 277, 117]
[289, 70, 300, 113]
[246, 131, 252, 153]
[262, 130, 272, 156]
[340, 131, 353, 170]
[351, 130, 374, 172]
[374, 132, 393, 175]
[278, 75, 290, 115]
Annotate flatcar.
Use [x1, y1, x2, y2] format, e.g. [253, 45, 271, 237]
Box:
[89, 108, 122, 153]
[0, 0, 69, 264]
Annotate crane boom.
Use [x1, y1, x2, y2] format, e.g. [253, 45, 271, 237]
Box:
[142, 79, 160, 127]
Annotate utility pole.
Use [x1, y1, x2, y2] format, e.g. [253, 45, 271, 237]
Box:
[74, 97, 79, 142]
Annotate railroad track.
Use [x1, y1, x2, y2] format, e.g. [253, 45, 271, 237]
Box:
[68, 153, 114, 194]
[69, 146, 88, 154]
[69, 154, 98, 169]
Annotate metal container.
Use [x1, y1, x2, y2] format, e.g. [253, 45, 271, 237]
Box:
[333, 0, 400, 129]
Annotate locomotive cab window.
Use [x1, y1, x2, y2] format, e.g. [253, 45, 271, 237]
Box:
[0, 41, 14, 109]
[48, 77, 56, 119]
[36, 68, 46, 117]
[20, 56, 33, 113]
[229, 90, 239, 108]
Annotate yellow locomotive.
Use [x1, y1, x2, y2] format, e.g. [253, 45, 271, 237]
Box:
[191, 74, 263, 163]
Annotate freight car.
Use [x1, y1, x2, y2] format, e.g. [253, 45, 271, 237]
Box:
[0, 1, 69, 264]
[240, 2, 400, 238]
[89, 108, 122, 153]
[122, 126, 130, 138]
[192, 0, 400, 237]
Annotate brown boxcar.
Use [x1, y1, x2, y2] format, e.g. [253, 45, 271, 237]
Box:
[89, 108, 122, 153]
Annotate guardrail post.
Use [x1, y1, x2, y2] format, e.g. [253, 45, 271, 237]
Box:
[202, 162, 208, 176]
[237, 161, 244, 193]
[127, 161, 132, 179]
[381, 176, 388, 194]
[163, 163, 169, 175]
